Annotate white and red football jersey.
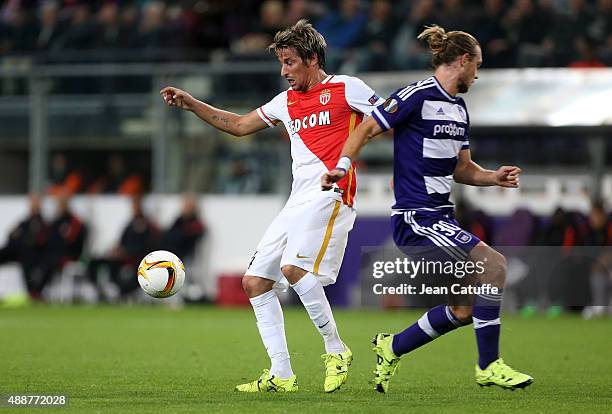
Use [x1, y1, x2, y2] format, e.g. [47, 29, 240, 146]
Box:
[256, 74, 383, 208]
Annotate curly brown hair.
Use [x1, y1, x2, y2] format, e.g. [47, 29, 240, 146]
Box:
[269, 19, 327, 69]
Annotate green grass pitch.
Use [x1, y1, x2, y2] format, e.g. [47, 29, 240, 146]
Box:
[1, 305, 610, 413]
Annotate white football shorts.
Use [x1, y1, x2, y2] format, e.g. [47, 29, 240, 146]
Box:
[245, 193, 356, 289]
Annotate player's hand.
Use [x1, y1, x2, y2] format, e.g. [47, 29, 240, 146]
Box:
[321, 169, 346, 190]
[495, 166, 521, 188]
[160, 86, 195, 111]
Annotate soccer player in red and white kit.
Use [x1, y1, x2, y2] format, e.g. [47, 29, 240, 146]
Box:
[160, 20, 383, 393]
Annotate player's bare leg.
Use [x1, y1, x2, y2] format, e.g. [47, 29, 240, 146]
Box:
[235, 275, 297, 392]
[282, 265, 352, 392]
[469, 242, 533, 389]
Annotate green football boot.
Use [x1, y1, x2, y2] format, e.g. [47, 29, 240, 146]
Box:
[371, 333, 401, 393]
[234, 369, 298, 392]
[475, 358, 534, 390]
[321, 345, 353, 393]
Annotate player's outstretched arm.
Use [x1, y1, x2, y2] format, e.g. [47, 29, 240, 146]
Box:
[321, 116, 383, 190]
[453, 149, 521, 188]
[160, 86, 268, 137]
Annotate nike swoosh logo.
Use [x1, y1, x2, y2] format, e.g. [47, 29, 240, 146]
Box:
[288, 101, 298, 106]
[318, 320, 330, 329]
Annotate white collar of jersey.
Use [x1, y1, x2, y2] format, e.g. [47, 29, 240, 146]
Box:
[431, 76, 458, 102]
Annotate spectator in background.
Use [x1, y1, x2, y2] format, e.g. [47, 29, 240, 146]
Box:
[506, 0, 552, 66]
[589, 0, 612, 64]
[192, 0, 234, 51]
[134, 1, 165, 52]
[0, 2, 37, 93]
[391, 0, 436, 70]
[164, 3, 190, 50]
[538, 207, 579, 248]
[584, 201, 612, 252]
[528, 207, 581, 317]
[94, 1, 121, 50]
[36, 1, 63, 52]
[47, 153, 83, 195]
[316, 0, 367, 71]
[435, 0, 474, 32]
[582, 201, 612, 318]
[234, 0, 286, 54]
[546, 0, 595, 66]
[0, 17, 9, 54]
[355, 0, 400, 72]
[88, 154, 143, 195]
[285, 0, 325, 25]
[160, 193, 206, 262]
[3, 3, 38, 54]
[46, 191, 87, 267]
[0, 194, 48, 299]
[590, 0, 612, 41]
[39, 191, 87, 298]
[53, 4, 98, 53]
[103, 195, 159, 299]
[475, 0, 513, 68]
[116, 3, 140, 50]
[568, 36, 606, 68]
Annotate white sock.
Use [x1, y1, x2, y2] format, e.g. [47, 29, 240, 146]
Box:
[291, 272, 345, 353]
[249, 290, 294, 379]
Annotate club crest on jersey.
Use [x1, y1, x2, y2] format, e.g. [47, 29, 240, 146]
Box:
[320, 89, 331, 105]
[383, 98, 398, 114]
[454, 231, 473, 244]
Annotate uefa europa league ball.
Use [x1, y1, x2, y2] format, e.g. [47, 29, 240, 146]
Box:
[137, 250, 185, 298]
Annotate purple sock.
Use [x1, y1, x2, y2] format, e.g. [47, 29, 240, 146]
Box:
[473, 287, 503, 369]
[391, 305, 466, 357]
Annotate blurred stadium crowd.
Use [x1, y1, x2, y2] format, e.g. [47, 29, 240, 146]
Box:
[0, 0, 610, 69]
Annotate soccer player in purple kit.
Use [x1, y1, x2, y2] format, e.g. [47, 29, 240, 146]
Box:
[322, 25, 533, 393]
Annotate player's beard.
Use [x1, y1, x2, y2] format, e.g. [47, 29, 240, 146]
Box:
[457, 79, 469, 93]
